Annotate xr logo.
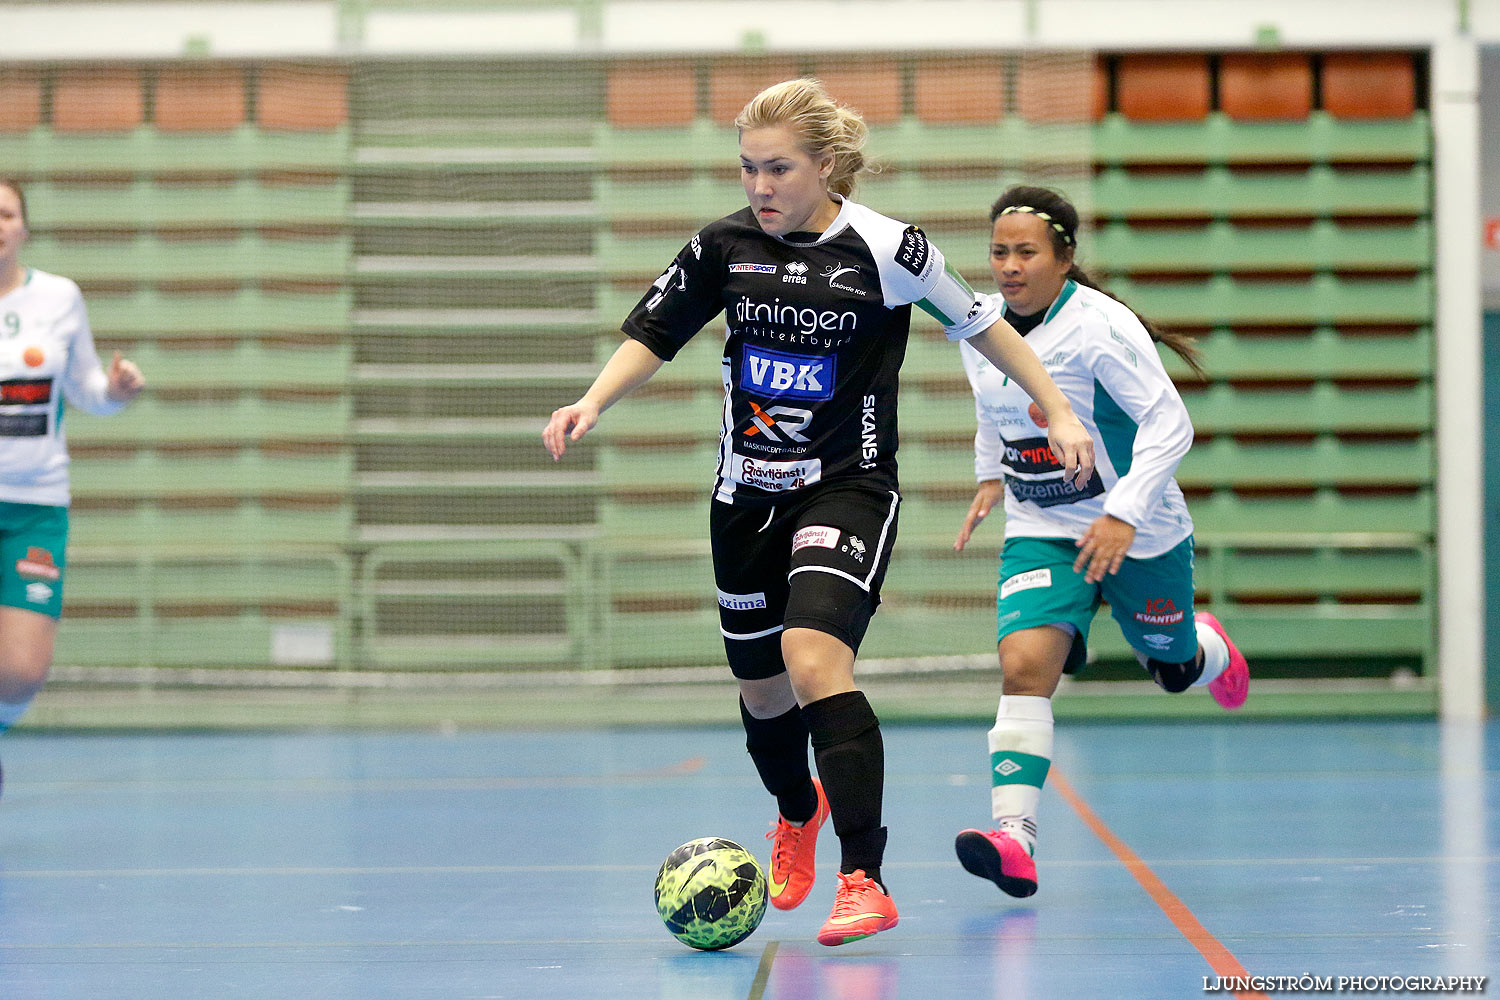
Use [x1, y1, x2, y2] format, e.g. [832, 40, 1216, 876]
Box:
[744, 401, 813, 443]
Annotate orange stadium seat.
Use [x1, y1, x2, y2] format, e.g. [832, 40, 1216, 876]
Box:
[1115, 54, 1211, 121]
[1220, 53, 1313, 121]
[0, 68, 43, 132]
[812, 58, 903, 124]
[155, 66, 247, 132]
[913, 56, 1005, 124]
[708, 57, 800, 124]
[1015, 54, 1102, 123]
[257, 64, 349, 131]
[53, 67, 145, 132]
[1322, 52, 1416, 119]
[607, 61, 697, 127]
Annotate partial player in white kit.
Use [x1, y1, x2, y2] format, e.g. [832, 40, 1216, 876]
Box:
[545, 82, 1094, 945]
[0, 179, 146, 772]
[950, 185, 1249, 899]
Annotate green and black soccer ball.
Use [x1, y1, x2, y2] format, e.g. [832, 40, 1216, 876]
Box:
[654, 837, 767, 950]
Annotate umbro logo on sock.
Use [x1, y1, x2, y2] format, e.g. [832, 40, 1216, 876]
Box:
[994, 758, 1022, 777]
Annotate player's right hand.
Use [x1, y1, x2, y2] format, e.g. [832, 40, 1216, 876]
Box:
[542, 400, 600, 460]
[955, 480, 1005, 552]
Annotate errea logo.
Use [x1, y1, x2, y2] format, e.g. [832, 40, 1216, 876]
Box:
[783, 261, 808, 285]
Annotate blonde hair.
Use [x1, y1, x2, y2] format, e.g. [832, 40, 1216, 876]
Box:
[734, 78, 870, 198]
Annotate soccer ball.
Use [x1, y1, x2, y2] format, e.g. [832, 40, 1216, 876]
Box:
[653, 837, 767, 950]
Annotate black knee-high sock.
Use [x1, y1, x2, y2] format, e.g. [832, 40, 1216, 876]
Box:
[803, 690, 886, 886]
[740, 698, 819, 823]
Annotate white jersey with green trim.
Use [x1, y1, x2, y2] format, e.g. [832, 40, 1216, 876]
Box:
[0, 268, 125, 506]
[959, 280, 1194, 558]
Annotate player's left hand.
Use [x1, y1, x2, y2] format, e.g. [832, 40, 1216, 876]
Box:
[1074, 514, 1135, 584]
[106, 351, 145, 402]
[1047, 413, 1095, 490]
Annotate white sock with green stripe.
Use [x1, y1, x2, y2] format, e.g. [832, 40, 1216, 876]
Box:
[988, 694, 1053, 857]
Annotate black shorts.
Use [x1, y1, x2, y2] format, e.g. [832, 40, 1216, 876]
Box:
[709, 482, 901, 680]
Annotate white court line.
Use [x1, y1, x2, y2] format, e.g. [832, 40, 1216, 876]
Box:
[3, 855, 1494, 879]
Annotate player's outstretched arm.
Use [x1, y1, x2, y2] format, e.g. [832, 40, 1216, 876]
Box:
[542, 337, 665, 460]
[964, 321, 1095, 489]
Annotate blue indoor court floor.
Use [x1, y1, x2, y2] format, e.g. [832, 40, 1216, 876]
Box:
[0, 718, 1494, 999]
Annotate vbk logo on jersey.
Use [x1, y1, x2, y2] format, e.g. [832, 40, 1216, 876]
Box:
[742, 346, 835, 401]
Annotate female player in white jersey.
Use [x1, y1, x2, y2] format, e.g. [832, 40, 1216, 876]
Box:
[544, 82, 1093, 945]
[0, 179, 146, 760]
[950, 185, 1248, 899]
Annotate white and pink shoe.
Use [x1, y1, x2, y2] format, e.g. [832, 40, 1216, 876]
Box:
[1197, 611, 1249, 710]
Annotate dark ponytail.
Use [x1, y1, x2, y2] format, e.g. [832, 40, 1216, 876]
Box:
[990, 185, 1206, 380]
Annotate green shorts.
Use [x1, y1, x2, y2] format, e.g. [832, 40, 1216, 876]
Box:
[995, 534, 1198, 664]
[0, 501, 69, 618]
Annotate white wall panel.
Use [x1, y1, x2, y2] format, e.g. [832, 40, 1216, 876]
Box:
[363, 10, 581, 55]
[0, 2, 338, 59]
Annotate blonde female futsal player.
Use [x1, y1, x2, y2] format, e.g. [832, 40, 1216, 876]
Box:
[544, 82, 1093, 944]
[951, 185, 1248, 898]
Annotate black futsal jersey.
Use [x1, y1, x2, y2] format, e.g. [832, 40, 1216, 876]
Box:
[622, 196, 1001, 507]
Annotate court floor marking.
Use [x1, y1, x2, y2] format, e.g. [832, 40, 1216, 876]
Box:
[1049, 767, 1270, 1000]
[0, 855, 1484, 879]
[747, 940, 778, 1000]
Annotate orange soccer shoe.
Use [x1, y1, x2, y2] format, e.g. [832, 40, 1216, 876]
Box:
[955, 828, 1038, 898]
[766, 777, 829, 911]
[1196, 611, 1249, 711]
[816, 870, 899, 946]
